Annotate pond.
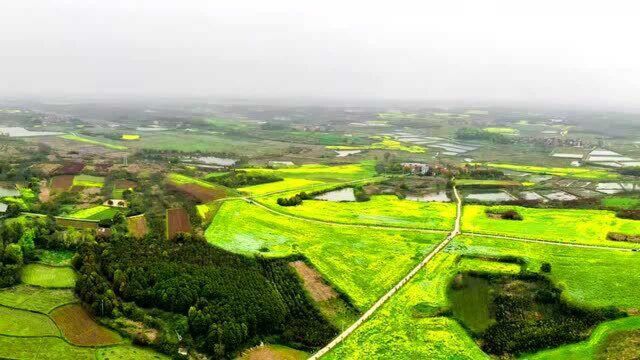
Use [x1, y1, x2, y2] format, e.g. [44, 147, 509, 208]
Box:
[191, 156, 237, 166]
[0, 127, 62, 137]
[466, 192, 515, 202]
[314, 188, 356, 202]
[406, 191, 450, 202]
[544, 191, 579, 201]
[448, 275, 493, 333]
[135, 127, 168, 131]
[0, 187, 20, 197]
[335, 150, 362, 157]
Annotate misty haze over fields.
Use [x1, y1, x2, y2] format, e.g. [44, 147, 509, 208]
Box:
[1, 1, 640, 110]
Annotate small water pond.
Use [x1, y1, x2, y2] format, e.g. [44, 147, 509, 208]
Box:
[314, 188, 356, 202]
[466, 191, 514, 202]
[0, 187, 20, 197]
[406, 191, 450, 202]
[190, 156, 237, 166]
[335, 150, 362, 157]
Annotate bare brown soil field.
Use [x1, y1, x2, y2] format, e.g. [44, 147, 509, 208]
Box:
[55, 218, 99, 229]
[127, 215, 149, 238]
[290, 260, 337, 302]
[55, 162, 85, 175]
[50, 304, 121, 346]
[170, 183, 226, 203]
[114, 179, 138, 189]
[241, 345, 308, 360]
[38, 180, 51, 202]
[32, 163, 61, 175]
[167, 208, 192, 239]
[50, 175, 74, 192]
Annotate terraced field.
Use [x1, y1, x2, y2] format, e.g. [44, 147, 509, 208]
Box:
[0, 286, 76, 313]
[462, 205, 640, 249]
[206, 199, 446, 309]
[0, 264, 167, 360]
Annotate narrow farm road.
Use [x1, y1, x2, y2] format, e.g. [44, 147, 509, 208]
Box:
[308, 186, 463, 360]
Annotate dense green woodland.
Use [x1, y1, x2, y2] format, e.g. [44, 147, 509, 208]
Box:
[74, 233, 337, 358]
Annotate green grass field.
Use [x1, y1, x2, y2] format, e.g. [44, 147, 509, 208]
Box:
[462, 205, 640, 249]
[0, 286, 76, 313]
[130, 131, 292, 155]
[482, 163, 619, 180]
[601, 195, 640, 210]
[206, 199, 445, 309]
[96, 345, 169, 360]
[72, 174, 105, 188]
[0, 336, 95, 360]
[68, 205, 119, 220]
[0, 306, 59, 336]
[60, 134, 127, 150]
[0, 335, 166, 360]
[21, 264, 77, 288]
[260, 194, 456, 230]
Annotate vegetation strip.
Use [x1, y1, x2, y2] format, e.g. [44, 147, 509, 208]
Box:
[251, 199, 449, 233]
[309, 186, 462, 359]
[461, 232, 638, 252]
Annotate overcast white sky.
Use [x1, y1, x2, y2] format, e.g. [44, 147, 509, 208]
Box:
[1, 0, 639, 108]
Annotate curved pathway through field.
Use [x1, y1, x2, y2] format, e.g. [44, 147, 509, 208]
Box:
[308, 186, 463, 360]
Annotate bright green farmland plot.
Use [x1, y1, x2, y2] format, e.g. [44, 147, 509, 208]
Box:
[462, 205, 640, 249]
[325, 253, 487, 359]
[96, 345, 169, 360]
[260, 195, 456, 230]
[452, 235, 640, 309]
[206, 200, 445, 309]
[601, 195, 640, 210]
[73, 174, 105, 188]
[0, 306, 59, 336]
[68, 205, 118, 220]
[21, 264, 77, 288]
[60, 134, 127, 150]
[0, 286, 76, 313]
[0, 335, 94, 360]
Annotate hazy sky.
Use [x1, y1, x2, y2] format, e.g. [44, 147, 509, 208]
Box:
[2, 0, 639, 108]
